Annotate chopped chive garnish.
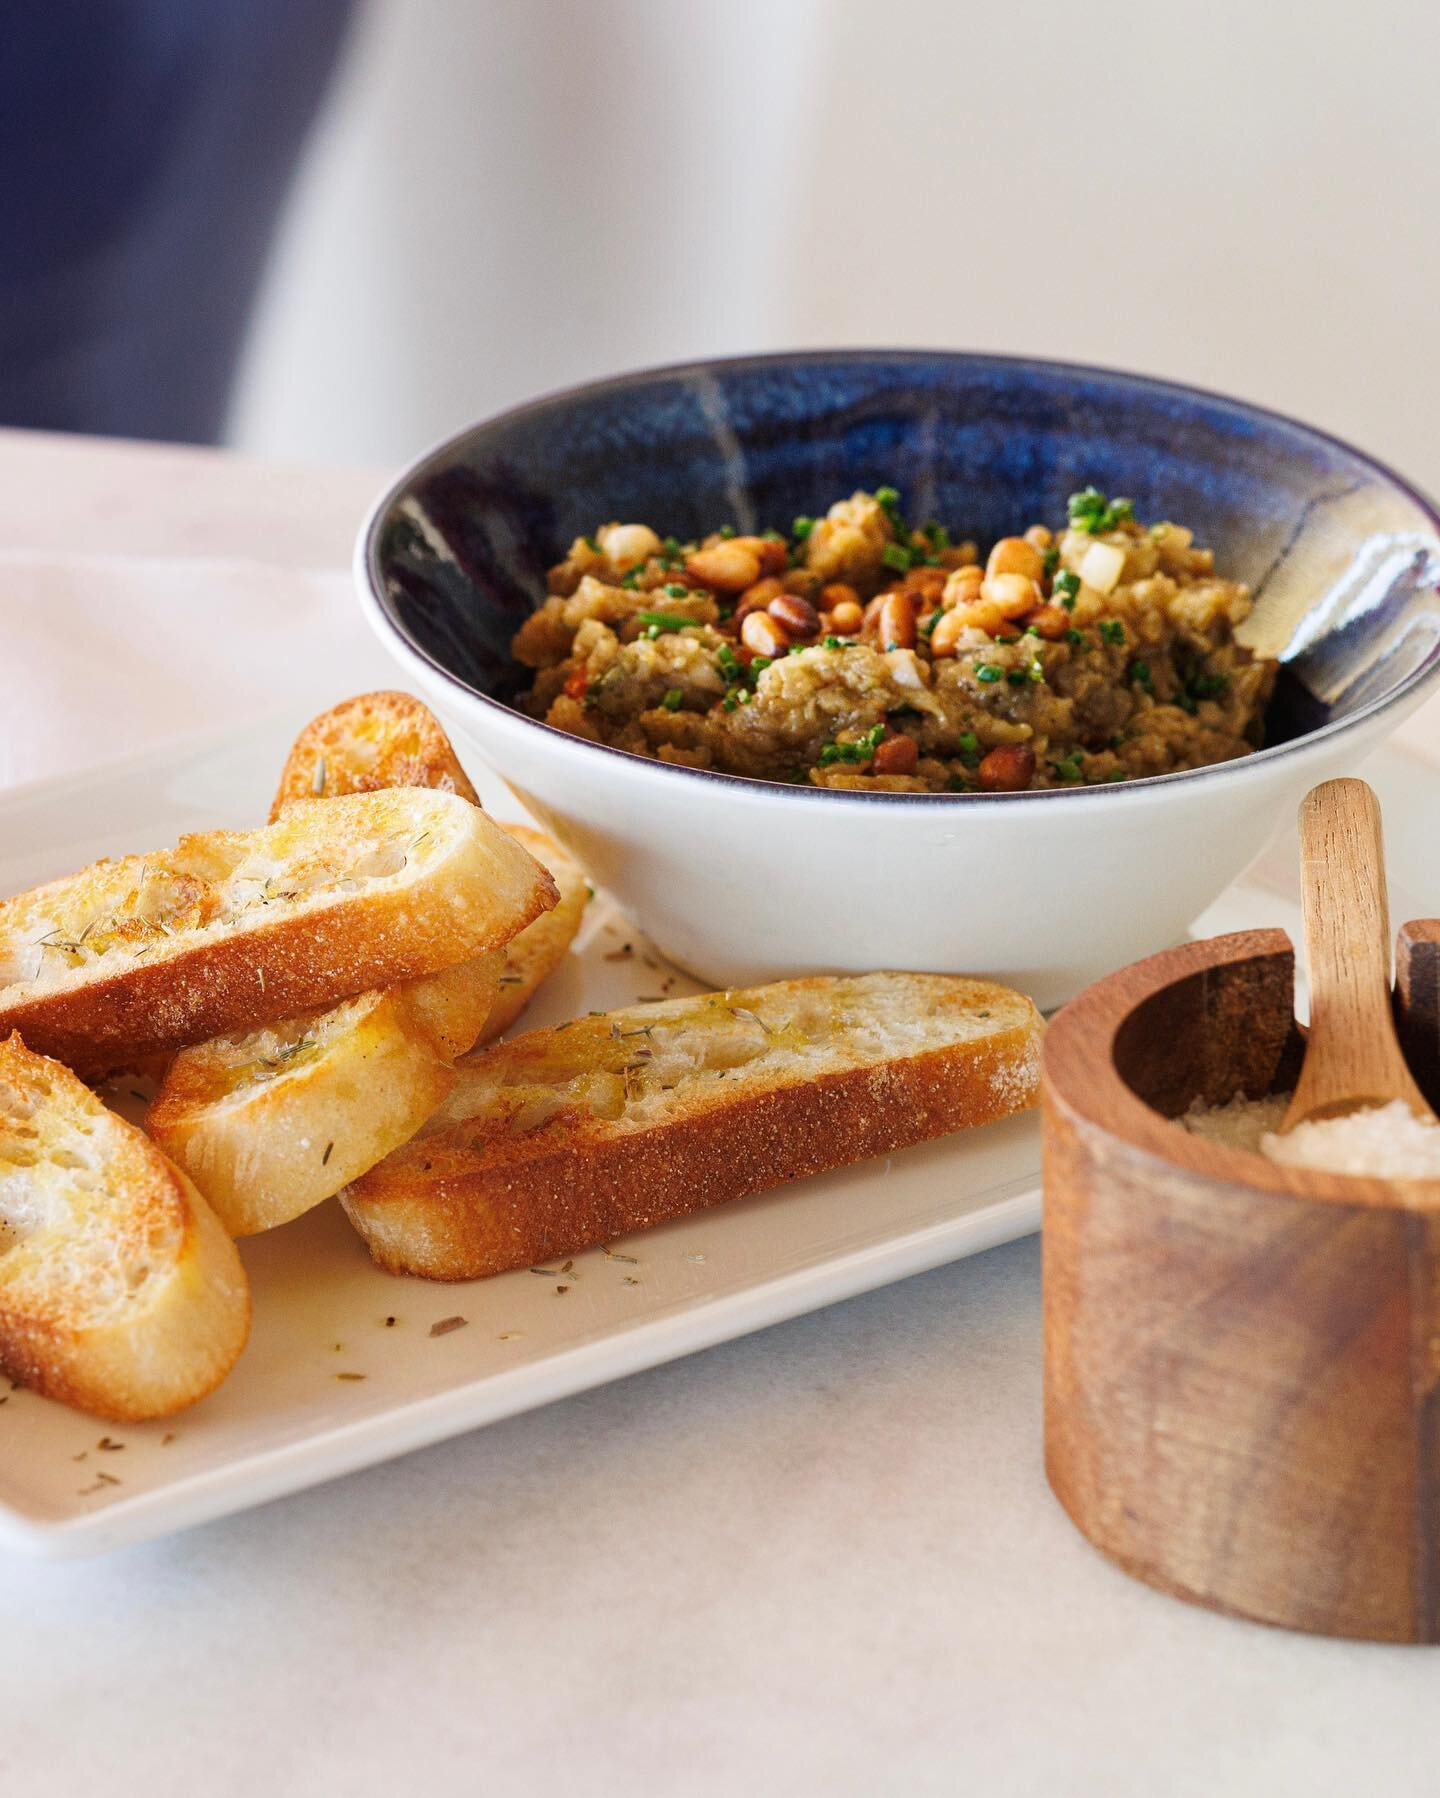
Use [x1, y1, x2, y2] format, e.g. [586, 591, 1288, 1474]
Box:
[664, 583, 688, 598]
[1006, 670, 1027, 686]
[1042, 545, 1060, 576]
[636, 609, 694, 633]
[718, 523, 736, 539]
[661, 688, 683, 711]
[1068, 487, 1135, 534]
[822, 634, 844, 649]
[1099, 619, 1126, 645]
[975, 664, 1003, 683]
[1053, 570, 1080, 607]
[1128, 659, 1153, 690]
[818, 722, 886, 766]
[881, 543, 913, 574]
[1065, 628, 1085, 647]
[792, 516, 814, 540]
[583, 534, 600, 552]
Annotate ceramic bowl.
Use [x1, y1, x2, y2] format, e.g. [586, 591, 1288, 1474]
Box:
[356, 351, 1440, 1009]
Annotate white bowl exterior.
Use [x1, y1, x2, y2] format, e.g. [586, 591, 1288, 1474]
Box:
[380, 647, 1415, 1011]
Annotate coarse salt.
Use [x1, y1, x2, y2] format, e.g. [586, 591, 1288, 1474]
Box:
[1181, 1094, 1440, 1179]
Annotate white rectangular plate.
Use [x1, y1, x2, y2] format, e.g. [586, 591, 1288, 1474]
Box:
[1, 722, 1433, 1557]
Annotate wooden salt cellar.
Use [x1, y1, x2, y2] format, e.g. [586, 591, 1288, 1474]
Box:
[1043, 925, 1440, 1642]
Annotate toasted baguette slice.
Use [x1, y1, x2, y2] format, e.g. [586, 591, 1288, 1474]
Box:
[270, 689, 480, 819]
[146, 954, 504, 1236]
[342, 972, 1043, 1280]
[0, 790, 557, 1077]
[0, 1035, 249, 1419]
[480, 826, 591, 1043]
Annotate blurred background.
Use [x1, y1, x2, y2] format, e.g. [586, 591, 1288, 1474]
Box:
[6, 0, 1437, 483]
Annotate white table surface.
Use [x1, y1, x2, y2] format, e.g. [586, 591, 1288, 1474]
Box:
[2, 428, 1438, 1797]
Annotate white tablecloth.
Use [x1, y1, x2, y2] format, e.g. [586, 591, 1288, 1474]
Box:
[2, 439, 1436, 1797]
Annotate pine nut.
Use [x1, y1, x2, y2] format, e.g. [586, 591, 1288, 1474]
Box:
[979, 572, 1041, 618]
[878, 591, 917, 651]
[768, 592, 822, 639]
[873, 734, 919, 775]
[928, 609, 970, 657]
[976, 744, 1037, 792]
[686, 542, 762, 593]
[986, 537, 1045, 583]
[941, 565, 984, 609]
[740, 609, 790, 659]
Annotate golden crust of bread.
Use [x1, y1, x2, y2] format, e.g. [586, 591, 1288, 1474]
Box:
[0, 1035, 250, 1419]
[0, 790, 556, 1077]
[480, 826, 591, 1042]
[269, 690, 480, 819]
[341, 973, 1043, 1280]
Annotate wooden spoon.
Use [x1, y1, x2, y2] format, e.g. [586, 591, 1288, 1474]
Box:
[1279, 777, 1435, 1132]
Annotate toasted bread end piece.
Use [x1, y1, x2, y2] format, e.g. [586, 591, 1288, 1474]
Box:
[0, 1036, 250, 1419]
[271, 690, 481, 819]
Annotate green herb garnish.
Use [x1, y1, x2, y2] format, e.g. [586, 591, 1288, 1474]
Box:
[636, 609, 694, 633]
[1065, 628, 1085, 647]
[664, 583, 688, 598]
[1068, 486, 1135, 534]
[881, 543, 913, 574]
[1099, 619, 1126, 646]
[792, 516, 814, 541]
[1128, 659, 1153, 691]
[818, 722, 886, 766]
[661, 688, 683, 711]
[975, 664, 1003, 684]
[1053, 569, 1080, 608]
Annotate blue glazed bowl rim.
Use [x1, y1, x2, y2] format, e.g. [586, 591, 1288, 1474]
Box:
[357, 347, 1440, 807]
